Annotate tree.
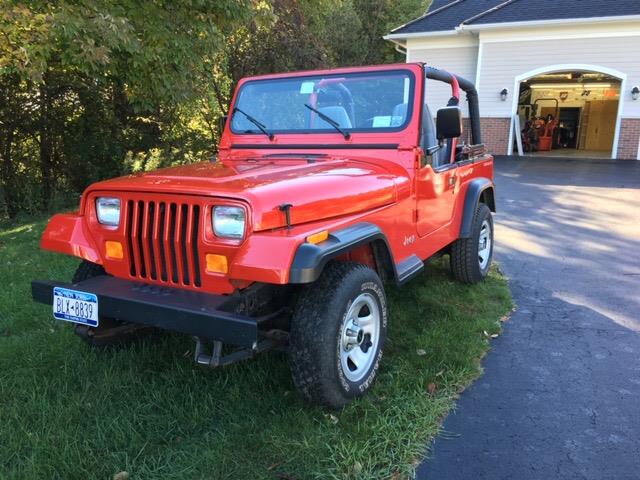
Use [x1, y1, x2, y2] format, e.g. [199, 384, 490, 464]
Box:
[0, 0, 433, 218]
[0, 0, 251, 216]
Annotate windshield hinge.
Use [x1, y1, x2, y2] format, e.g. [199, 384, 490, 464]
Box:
[397, 145, 416, 151]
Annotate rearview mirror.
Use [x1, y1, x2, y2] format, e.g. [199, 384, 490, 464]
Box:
[217, 114, 229, 137]
[436, 107, 463, 140]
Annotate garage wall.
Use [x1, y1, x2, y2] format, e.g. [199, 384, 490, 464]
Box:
[399, 21, 640, 157]
[477, 35, 640, 119]
[406, 39, 478, 117]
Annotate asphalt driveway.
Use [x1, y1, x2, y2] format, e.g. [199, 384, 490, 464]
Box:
[418, 156, 640, 479]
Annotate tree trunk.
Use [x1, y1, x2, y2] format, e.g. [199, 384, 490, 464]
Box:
[0, 126, 19, 218]
[39, 80, 53, 210]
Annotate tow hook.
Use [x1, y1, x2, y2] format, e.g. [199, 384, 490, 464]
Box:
[193, 337, 277, 368]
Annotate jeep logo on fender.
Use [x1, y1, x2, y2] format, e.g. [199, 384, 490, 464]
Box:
[403, 235, 416, 246]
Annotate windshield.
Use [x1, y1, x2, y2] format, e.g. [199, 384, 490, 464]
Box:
[231, 69, 415, 136]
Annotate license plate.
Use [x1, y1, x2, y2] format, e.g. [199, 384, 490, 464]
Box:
[53, 287, 99, 327]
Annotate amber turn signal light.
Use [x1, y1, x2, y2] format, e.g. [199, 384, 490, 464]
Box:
[306, 230, 329, 244]
[105, 240, 123, 260]
[206, 253, 228, 274]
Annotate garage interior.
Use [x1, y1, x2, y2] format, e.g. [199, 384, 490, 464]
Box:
[515, 71, 621, 159]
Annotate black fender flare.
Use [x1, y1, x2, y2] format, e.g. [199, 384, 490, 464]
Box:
[288, 223, 423, 285]
[289, 223, 390, 284]
[459, 178, 496, 238]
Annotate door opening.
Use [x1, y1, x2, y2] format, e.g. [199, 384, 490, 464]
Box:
[513, 70, 621, 159]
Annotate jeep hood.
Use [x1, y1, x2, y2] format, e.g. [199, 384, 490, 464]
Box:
[87, 158, 401, 231]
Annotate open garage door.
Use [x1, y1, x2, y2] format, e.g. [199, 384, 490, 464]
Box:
[512, 69, 622, 159]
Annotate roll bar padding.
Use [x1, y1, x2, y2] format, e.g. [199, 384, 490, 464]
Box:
[425, 66, 482, 145]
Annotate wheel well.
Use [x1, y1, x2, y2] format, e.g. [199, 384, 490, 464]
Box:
[480, 187, 496, 212]
[333, 240, 396, 284]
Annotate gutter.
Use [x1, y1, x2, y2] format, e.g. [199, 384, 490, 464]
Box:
[383, 30, 461, 41]
[457, 14, 640, 32]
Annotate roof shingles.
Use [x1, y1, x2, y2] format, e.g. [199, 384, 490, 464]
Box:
[391, 0, 640, 35]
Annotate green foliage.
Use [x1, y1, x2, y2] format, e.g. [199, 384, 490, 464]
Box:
[0, 0, 430, 218]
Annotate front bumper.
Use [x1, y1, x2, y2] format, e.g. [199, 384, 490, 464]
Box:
[31, 276, 263, 347]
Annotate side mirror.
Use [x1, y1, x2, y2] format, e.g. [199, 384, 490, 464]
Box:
[217, 114, 228, 136]
[436, 107, 463, 140]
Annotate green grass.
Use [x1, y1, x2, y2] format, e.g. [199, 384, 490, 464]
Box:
[0, 215, 512, 480]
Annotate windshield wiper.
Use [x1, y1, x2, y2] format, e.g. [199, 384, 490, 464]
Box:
[233, 107, 274, 140]
[304, 104, 351, 140]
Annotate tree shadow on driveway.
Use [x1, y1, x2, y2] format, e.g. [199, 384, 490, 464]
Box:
[419, 156, 640, 480]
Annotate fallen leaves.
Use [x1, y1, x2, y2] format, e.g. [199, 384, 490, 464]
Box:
[427, 383, 437, 395]
[324, 413, 339, 425]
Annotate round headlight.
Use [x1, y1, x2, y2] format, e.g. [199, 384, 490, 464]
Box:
[96, 197, 121, 226]
[213, 206, 245, 239]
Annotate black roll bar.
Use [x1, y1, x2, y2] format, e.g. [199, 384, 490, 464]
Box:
[425, 66, 482, 146]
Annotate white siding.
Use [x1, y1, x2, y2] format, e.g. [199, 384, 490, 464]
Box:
[407, 45, 479, 117]
[478, 35, 640, 118]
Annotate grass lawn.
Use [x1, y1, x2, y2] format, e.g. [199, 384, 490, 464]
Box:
[0, 214, 512, 480]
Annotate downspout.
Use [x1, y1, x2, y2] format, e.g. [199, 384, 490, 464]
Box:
[383, 36, 408, 56]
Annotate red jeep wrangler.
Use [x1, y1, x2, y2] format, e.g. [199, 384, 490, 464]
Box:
[32, 64, 495, 408]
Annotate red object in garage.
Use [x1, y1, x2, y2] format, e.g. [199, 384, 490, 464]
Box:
[538, 135, 553, 151]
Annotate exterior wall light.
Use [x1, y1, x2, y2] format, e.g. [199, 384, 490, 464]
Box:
[632, 86, 640, 101]
[500, 88, 509, 101]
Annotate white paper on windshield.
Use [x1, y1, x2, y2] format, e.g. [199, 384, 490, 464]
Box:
[403, 77, 410, 103]
[372, 116, 392, 127]
[390, 115, 404, 127]
[300, 81, 315, 94]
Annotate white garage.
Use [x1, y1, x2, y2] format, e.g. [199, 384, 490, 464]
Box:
[385, 0, 640, 160]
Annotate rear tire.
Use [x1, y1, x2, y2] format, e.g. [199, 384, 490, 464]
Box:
[289, 262, 388, 408]
[71, 261, 153, 348]
[450, 203, 494, 283]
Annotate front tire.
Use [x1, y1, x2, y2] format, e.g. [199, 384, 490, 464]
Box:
[72, 261, 153, 348]
[450, 203, 494, 283]
[289, 262, 388, 408]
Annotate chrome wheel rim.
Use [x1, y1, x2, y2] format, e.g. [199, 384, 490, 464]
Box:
[340, 293, 380, 383]
[478, 220, 492, 270]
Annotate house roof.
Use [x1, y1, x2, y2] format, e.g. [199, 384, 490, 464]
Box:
[390, 0, 640, 36]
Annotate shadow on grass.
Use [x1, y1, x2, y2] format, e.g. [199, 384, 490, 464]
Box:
[0, 216, 512, 480]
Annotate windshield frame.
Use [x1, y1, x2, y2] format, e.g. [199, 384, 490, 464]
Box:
[229, 68, 417, 137]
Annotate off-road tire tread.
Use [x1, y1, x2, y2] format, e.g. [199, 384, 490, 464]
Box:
[72, 260, 106, 284]
[289, 261, 386, 409]
[450, 203, 492, 284]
